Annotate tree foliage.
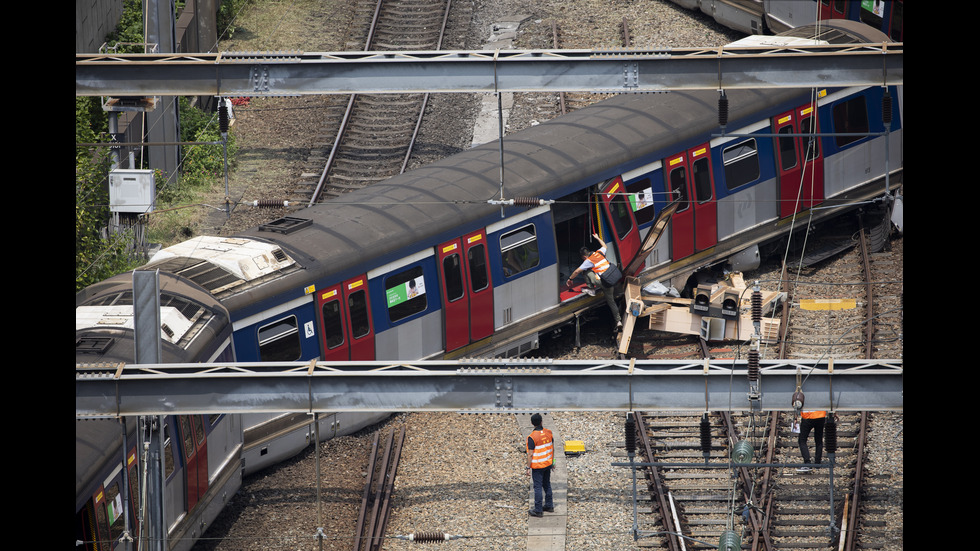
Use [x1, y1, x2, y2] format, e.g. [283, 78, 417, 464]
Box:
[76, 97, 142, 291]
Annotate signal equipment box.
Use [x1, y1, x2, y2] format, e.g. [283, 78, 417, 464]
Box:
[109, 169, 155, 214]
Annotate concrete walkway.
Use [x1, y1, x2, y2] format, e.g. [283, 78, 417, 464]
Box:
[517, 413, 567, 551]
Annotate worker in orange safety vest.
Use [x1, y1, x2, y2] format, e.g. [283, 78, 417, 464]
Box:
[565, 233, 623, 330]
[797, 410, 827, 472]
[526, 413, 554, 517]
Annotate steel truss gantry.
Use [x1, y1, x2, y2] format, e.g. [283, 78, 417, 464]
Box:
[76, 358, 903, 417]
[75, 43, 902, 98]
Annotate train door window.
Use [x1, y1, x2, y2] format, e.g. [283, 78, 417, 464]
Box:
[181, 416, 197, 459]
[800, 112, 820, 161]
[348, 289, 371, 339]
[258, 316, 301, 361]
[126, 451, 140, 543]
[442, 253, 465, 302]
[321, 299, 345, 349]
[832, 95, 869, 148]
[889, 1, 902, 41]
[385, 265, 427, 322]
[163, 421, 175, 478]
[778, 125, 798, 171]
[91, 492, 110, 548]
[669, 165, 689, 211]
[468, 244, 489, 292]
[608, 193, 634, 241]
[692, 155, 713, 204]
[500, 224, 540, 277]
[193, 415, 206, 447]
[723, 140, 760, 190]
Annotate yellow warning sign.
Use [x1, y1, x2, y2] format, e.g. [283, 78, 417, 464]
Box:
[799, 299, 857, 311]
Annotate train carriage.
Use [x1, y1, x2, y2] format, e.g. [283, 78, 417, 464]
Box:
[76, 20, 902, 550]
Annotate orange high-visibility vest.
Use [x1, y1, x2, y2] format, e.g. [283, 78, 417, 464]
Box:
[801, 410, 827, 419]
[528, 428, 554, 469]
[587, 251, 610, 276]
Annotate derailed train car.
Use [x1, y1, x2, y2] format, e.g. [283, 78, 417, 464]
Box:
[667, 0, 903, 41]
[76, 20, 902, 550]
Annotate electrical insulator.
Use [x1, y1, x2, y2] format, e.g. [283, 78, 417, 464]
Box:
[408, 532, 450, 543]
[732, 440, 753, 464]
[251, 199, 292, 208]
[882, 89, 892, 125]
[513, 196, 543, 207]
[747, 349, 759, 382]
[751, 288, 762, 324]
[824, 416, 838, 454]
[219, 102, 229, 135]
[700, 414, 712, 461]
[719, 530, 741, 551]
[625, 413, 636, 455]
[718, 90, 729, 127]
[792, 390, 805, 411]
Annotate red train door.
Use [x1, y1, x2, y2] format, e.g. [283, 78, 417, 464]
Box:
[666, 143, 718, 260]
[819, 0, 849, 21]
[438, 230, 494, 353]
[438, 238, 470, 352]
[462, 229, 494, 341]
[317, 275, 375, 361]
[774, 104, 824, 218]
[180, 415, 208, 511]
[597, 176, 642, 269]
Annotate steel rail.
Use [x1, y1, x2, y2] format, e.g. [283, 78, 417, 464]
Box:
[635, 412, 683, 551]
[353, 426, 405, 551]
[310, 0, 453, 205]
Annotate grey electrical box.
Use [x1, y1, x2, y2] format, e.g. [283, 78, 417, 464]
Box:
[700, 317, 726, 342]
[109, 169, 155, 214]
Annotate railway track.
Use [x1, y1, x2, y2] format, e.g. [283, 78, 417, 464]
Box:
[353, 425, 405, 551]
[623, 214, 901, 551]
[299, 0, 454, 204]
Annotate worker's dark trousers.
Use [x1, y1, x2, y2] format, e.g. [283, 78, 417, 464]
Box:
[531, 465, 553, 513]
[798, 416, 826, 465]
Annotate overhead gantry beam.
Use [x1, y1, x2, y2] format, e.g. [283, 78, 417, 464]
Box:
[75, 358, 904, 417]
[75, 44, 902, 97]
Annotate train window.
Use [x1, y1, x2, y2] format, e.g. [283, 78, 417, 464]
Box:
[348, 290, 371, 339]
[468, 244, 489, 292]
[258, 316, 302, 361]
[500, 224, 540, 277]
[626, 179, 655, 225]
[609, 193, 635, 240]
[859, 1, 883, 30]
[669, 167, 689, 212]
[692, 157, 713, 204]
[104, 481, 126, 544]
[443, 253, 465, 302]
[832, 95, 869, 148]
[321, 299, 344, 349]
[778, 126, 798, 171]
[723, 140, 760, 190]
[163, 422, 175, 478]
[385, 266, 427, 322]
